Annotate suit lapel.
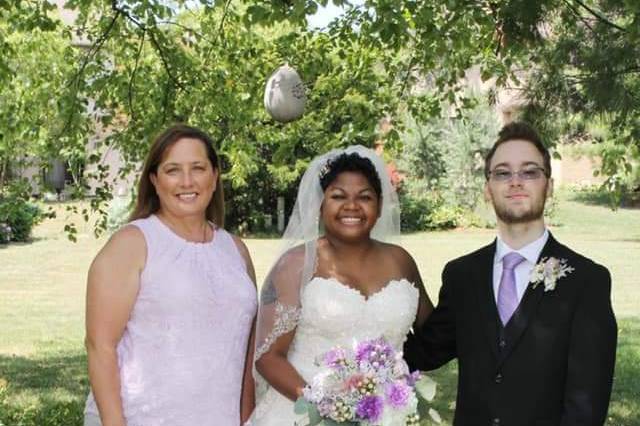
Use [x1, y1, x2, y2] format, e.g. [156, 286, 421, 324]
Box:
[474, 240, 501, 360]
[497, 233, 562, 366]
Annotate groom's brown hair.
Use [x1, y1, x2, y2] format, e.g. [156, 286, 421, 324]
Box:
[484, 121, 552, 179]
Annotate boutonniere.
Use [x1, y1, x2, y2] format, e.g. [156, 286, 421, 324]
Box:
[530, 257, 575, 292]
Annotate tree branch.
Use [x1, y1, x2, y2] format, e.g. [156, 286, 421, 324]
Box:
[69, 10, 121, 90]
[128, 29, 146, 122]
[157, 20, 204, 39]
[113, 3, 187, 92]
[217, 0, 233, 42]
[571, 0, 626, 32]
[146, 29, 187, 91]
[399, 53, 416, 99]
[561, 0, 595, 33]
[59, 8, 121, 138]
[202, 0, 233, 70]
[161, 78, 172, 124]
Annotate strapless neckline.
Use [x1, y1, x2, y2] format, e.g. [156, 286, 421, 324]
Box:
[306, 276, 414, 302]
[250, 275, 419, 425]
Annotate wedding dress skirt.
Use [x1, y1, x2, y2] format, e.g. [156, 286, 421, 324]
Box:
[248, 277, 419, 425]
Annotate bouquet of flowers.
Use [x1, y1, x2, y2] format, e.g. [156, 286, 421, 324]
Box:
[294, 337, 437, 426]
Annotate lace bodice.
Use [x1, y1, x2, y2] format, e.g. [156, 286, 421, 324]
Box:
[289, 277, 419, 380]
[250, 277, 418, 425]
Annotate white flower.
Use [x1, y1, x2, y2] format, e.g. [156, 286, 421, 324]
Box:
[529, 257, 574, 292]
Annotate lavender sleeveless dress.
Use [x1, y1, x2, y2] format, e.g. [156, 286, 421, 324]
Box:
[84, 215, 257, 426]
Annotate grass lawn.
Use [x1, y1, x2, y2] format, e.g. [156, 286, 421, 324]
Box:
[0, 191, 638, 425]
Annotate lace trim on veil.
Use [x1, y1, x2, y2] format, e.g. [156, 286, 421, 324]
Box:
[255, 301, 302, 360]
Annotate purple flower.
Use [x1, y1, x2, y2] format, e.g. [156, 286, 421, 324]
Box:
[406, 370, 421, 387]
[385, 381, 410, 408]
[323, 347, 348, 369]
[355, 338, 394, 368]
[356, 395, 384, 422]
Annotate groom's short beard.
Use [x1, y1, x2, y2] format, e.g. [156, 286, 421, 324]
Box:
[493, 191, 547, 224]
[494, 204, 545, 224]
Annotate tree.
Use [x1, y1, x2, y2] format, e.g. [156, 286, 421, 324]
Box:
[243, 0, 640, 195]
[36, 0, 421, 235]
[518, 0, 640, 196]
[2, 0, 637, 237]
[0, 17, 89, 188]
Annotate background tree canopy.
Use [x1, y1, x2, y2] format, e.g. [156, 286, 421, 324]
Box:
[0, 0, 638, 237]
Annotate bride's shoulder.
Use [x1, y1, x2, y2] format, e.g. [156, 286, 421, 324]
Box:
[373, 241, 420, 280]
[376, 241, 415, 262]
[271, 244, 306, 272]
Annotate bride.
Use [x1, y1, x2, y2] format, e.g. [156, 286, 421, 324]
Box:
[247, 146, 433, 425]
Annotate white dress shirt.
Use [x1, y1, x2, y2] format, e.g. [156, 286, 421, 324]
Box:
[493, 229, 549, 304]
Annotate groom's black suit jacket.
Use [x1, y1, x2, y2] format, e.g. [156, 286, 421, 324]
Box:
[404, 233, 617, 426]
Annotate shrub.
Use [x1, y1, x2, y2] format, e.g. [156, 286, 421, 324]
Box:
[428, 204, 464, 230]
[399, 184, 442, 232]
[398, 95, 499, 231]
[398, 179, 466, 232]
[0, 222, 11, 243]
[0, 179, 45, 243]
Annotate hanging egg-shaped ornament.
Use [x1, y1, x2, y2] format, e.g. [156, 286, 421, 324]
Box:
[264, 64, 306, 123]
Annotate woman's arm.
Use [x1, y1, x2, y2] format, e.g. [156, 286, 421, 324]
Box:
[255, 330, 306, 401]
[85, 226, 145, 426]
[230, 235, 258, 422]
[393, 246, 434, 328]
[240, 323, 256, 422]
[412, 265, 434, 329]
[254, 246, 307, 402]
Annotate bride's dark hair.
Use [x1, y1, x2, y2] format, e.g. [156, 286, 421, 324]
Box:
[318, 152, 382, 198]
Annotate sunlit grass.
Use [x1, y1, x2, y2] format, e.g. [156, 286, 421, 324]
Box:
[0, 192, 638, 425]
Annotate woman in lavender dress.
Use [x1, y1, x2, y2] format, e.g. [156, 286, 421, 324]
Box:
[84, 124, 258, 426]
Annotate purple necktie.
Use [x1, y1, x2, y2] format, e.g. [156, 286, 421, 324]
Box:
[497, 252, 526, 325]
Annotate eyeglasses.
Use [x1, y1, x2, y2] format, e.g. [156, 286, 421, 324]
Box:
[488, 166, 548, 182]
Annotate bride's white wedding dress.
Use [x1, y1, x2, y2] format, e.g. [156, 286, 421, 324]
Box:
[248, 276, 419, 426]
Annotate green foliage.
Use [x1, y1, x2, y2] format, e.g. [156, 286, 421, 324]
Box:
[398, 180, 461, 232]
[396, 188, 437, 231]
[516, 0, 640, 201]
[0, 179, 48, 243]
[398, 96, 499, 231]
[0, 1, 58, 83]
[0, 198, 638, 425]
[0, 397, 84, 426]
[566, 183, 640, 208]
[2, 0, 638, 236]
[0, 18, 89, 189]
[37, 2, 415, 235]
[244, 0, 639, 204]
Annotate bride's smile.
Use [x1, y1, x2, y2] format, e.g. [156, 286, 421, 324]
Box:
[321, 171, 380, 242]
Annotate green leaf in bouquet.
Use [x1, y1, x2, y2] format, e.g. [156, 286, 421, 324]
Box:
[415, 375, 437, 402]
[294, 397, 312, 414]
[321, 419, 357, 426]
[293, 398, 323, 426]
[307, 406, 322, 425]
[428, 408, 442, 424]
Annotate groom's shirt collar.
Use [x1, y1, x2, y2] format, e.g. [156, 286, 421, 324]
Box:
[492, 229, 549, 304]
[495, 228, 549, 266]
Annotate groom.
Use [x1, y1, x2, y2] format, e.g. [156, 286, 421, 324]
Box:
[404, 122, 617, 425]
